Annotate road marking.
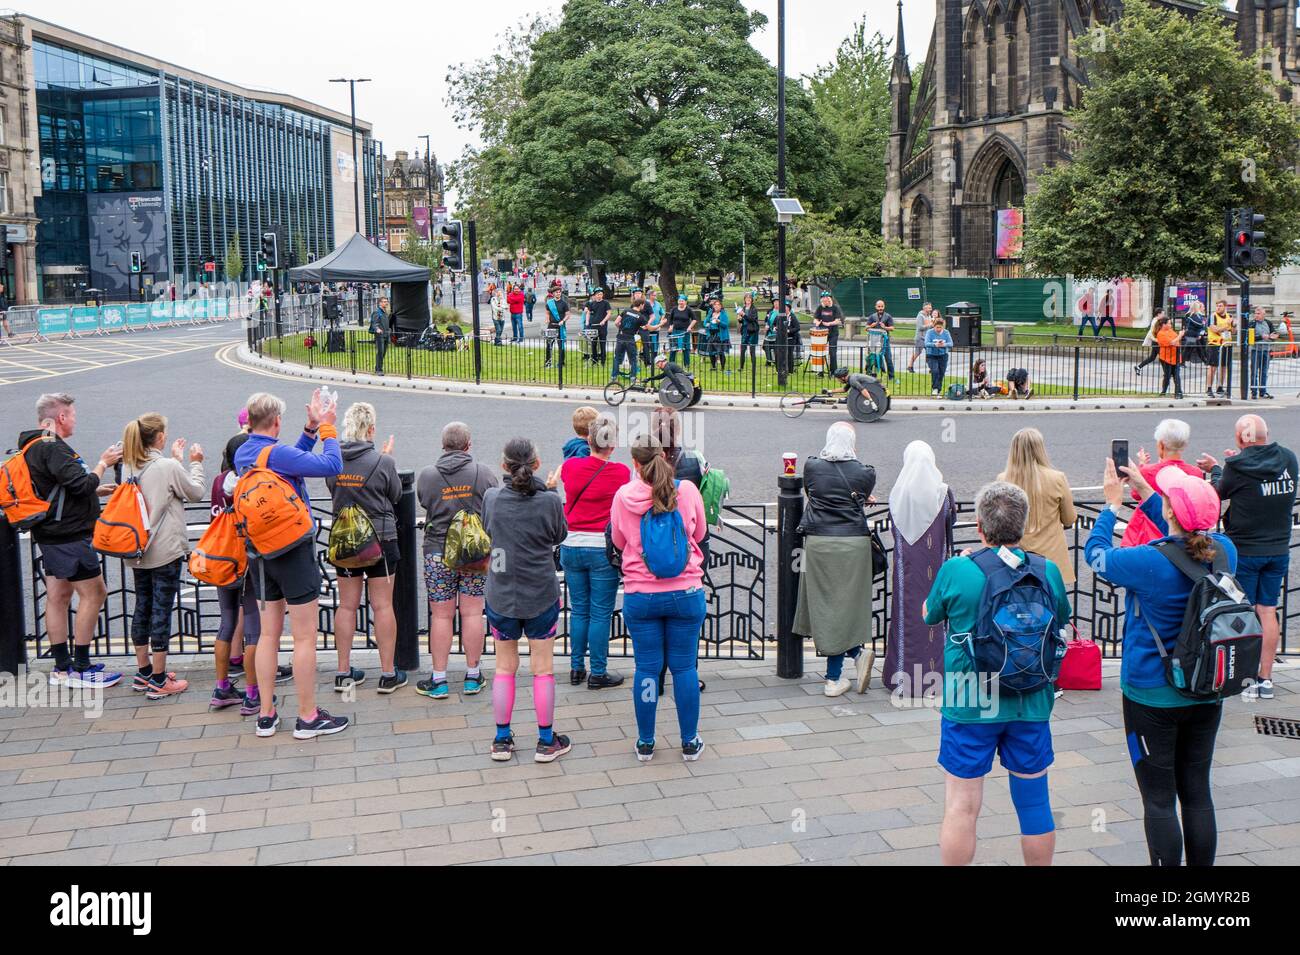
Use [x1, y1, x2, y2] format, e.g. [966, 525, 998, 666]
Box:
[0, 337, 229, 386]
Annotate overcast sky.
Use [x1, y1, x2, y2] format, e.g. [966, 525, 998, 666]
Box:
[32, 0, 932, 196]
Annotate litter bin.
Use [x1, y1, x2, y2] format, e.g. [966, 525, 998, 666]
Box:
[946, 301, 982, 347]
[994, 323, 1013, 347]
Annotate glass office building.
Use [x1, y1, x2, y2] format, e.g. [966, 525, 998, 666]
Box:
[32, 24, 382, 302]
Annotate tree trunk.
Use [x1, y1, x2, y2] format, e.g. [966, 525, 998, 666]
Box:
[1152, 275, 1166, 321]
[659, 256, 679, 304]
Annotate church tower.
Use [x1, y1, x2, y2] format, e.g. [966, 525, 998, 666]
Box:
[884, 1, 911, 244]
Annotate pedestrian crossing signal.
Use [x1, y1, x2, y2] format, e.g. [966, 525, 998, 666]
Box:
[260, 232, 279, 270]
[441, 220, 464, 272]
[130, 251, 142, 274]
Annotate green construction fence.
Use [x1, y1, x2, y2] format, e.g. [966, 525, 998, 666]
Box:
[831, 277, 1068, 324]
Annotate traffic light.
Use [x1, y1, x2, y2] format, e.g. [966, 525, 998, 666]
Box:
[260, 231, 279, 270]
[130, 251, 142, 274]
[441, 220, 463, 271]
[1225, 207, 1267, 272]
[255, 250, 267, 273]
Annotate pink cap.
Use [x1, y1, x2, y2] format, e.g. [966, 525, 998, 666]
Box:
[237, 408, 249, 427]
[1154, 467, 1220, 532]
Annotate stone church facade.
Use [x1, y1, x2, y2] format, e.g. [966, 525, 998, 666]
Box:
[883, 0, 1300, 278]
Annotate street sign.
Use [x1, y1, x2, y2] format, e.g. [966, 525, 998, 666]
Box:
[204, 261, 216, 273]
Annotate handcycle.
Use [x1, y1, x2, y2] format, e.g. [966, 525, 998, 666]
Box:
[780, 377, 889, 423]
[604, 369, 700, 410]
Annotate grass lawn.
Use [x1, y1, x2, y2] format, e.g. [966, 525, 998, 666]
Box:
[262, 332, 1150, 399]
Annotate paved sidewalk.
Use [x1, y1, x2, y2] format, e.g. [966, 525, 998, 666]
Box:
[1, 655, 1297, 866]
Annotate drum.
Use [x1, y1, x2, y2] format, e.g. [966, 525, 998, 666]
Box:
[809, 327, 829, 372]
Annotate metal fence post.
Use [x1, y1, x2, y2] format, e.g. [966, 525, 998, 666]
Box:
[393, 470, 420, 673]
[776, 471, 805, 679]
[1072, 344, 1081, 401]
[0, 520, 26, 675]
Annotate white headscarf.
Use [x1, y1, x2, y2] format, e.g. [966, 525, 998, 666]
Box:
[889, 440, 949, 545]
[818, 422, 857, 462]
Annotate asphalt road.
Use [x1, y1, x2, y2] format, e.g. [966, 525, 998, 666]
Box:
[4, 321, 1299, 505]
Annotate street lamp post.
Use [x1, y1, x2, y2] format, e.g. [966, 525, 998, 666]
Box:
[330, 77, 370, 236]
[775, 0, 789, 388]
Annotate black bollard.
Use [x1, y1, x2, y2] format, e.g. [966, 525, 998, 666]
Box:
[776, 471, 804, 679]
[393, 469, 420, 673]
[0, 519, 26, 675]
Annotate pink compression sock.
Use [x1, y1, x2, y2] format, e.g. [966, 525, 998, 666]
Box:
[493, 673, 516, 727]
[533, 674, 555, 731]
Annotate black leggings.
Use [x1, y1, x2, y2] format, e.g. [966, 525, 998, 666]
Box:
[1122, 695, 1222, 866]
[1137, 343, 1160, 369]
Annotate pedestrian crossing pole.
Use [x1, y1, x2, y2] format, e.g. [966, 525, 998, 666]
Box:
[469, 220, 482, 386]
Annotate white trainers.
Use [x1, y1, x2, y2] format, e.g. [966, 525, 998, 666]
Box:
[855, 649, 875, 694]
[1242, 680, 1275, 701]
[824, 677, 851, 698]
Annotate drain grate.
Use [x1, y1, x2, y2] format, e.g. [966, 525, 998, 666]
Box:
[1254, 715, 1300, 739]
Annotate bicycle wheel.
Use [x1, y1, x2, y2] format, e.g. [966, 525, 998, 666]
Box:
[780, 392, 810, 418]
[603, 380, 627, 407]
[848, 382, 888, 423]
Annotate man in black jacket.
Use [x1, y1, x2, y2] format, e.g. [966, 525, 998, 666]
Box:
[20, 393, 124, 688]
[1197, 414, 1298, 700]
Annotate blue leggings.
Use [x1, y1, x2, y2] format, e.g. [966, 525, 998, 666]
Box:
[624, 588, 706, 745]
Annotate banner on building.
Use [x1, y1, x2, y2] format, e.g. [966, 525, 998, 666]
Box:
[994, 208, 1024, 260]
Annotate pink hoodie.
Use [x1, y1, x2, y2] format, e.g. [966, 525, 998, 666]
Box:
[610, 476, 708, 593]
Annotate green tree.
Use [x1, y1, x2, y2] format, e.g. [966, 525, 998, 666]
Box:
[489, 0, 839, 301]
[224, 233, 243, 280]
[788, 211, 927, 286]
[445, 17, 553, 253]
[1023, 0, 1300, 299]
[806, 17, 889, 230]
[293, 234, 309, 270]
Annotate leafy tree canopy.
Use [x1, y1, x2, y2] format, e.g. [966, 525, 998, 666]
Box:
[1023, 0, 1300, 285]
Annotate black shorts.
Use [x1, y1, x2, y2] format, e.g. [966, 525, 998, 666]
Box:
[250, 538, 320, 605]
[333, 538, 400, 579]
[38, 538, 102, 583]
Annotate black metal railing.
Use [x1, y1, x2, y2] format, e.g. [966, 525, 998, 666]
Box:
[253, 317, 1299, 401]
[22, 497, 769, 663]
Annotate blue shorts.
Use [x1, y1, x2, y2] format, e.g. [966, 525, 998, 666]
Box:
[486, 599, 560, 641]
[1234, 553, 1289, 607]
[938, 717, 1054, 779]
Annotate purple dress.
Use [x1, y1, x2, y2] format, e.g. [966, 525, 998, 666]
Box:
[884, 489, 955, 697]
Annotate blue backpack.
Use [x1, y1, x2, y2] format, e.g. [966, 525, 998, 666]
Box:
[639, 482, 690, 578]
[954, 548, 1066, 695]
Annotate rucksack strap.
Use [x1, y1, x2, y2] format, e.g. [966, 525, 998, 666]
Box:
[1151, 538, 1224, 580]
[255, 445, 273, 471]
[1134, 596, 1171, 661]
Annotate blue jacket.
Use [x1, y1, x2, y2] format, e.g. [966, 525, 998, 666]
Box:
[562, 436, 591, 460]
[924, 328, 953, 356]
[1085, 498, 1237, 690]
[705, 309, 730, 342]
[233, 430, 342, 529]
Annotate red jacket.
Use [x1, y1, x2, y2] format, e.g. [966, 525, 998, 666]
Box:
[1120, 458, 1202, 547]
[507, 290, 526, 314]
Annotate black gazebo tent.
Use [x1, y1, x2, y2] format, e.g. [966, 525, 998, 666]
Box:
[288, 233, 431, 333]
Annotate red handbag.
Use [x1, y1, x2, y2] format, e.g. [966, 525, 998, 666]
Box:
[1057, 637, 1102, 691]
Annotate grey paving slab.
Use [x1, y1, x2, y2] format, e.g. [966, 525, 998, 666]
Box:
[1, 656, 1295, 866]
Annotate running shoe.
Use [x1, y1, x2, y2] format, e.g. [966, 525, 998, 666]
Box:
[635, 740, 655, 763]
[63, 667, 122, 689]
[133, 670, 177, 692]
[824, 677, 851, 698]
[209, 684, 245, 710]
[490, 733, 516, 762]
[535, 733, 572, 763]
[239, 693, 277, 717]
[415, 677, 449, 700]
[255, 712, 281, 737]
[1242, 680, 1275, 701]
[377, 671, 408, 694]
[275, 665, 294, 685]
[463, 672, 486, 695]
[293, 708, 350, 739]
[334, 667, 366, 692]
[146, 675, 190, 700]
[681, 737, 705, 762]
